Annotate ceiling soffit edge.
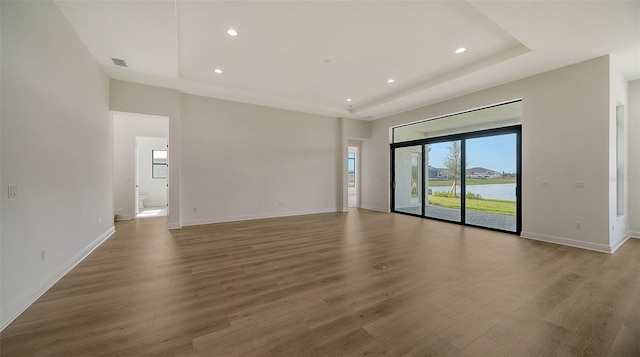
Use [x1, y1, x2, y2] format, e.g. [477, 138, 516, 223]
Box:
[352, 43, 531, 116]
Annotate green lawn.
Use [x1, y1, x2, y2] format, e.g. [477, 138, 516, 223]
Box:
[428, 177, 515, 187]
[428, 195, 516, 216]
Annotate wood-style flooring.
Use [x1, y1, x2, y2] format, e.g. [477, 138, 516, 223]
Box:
[1, 209, 639, 356]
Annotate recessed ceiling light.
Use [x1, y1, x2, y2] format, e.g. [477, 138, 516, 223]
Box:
[387, 79, 395, 84]
[214, 68, 223, 74]
[346, 98, 352, 102]
[226, 28, 238, 37]
[455, 47, 467, 54]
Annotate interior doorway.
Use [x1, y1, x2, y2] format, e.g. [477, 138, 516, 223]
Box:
[136, 136, 168, 218]
[348, 146, 359, 208]
[112, 112, 169, 221]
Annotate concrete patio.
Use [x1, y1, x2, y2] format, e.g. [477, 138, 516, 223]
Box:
[396, 204, 516, 232]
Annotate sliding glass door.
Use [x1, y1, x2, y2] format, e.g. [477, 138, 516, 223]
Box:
[391, 126, 521, 234]
[465, 133, 517, 231]
[393, 145, 422, 215]
[425, 140, 461, 223]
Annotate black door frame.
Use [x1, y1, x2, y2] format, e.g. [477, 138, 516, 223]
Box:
[390, 125, 522, 235]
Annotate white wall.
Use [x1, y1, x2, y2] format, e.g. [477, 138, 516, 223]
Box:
[111, 81, 351, 227]
[344, 118, 371, 141]
[138, 137, 168, 207]
[609, 62, 630, 251]
[0, 0, 4, 324]
[113, 114, 168, 219]
[0, 0, 4, 325]
[110, 80, 181, 228]
[180, 94, 340, 225]
[362, 56, 613, 251]
[1, 1, 112, 329]
[628, 80, 640, 237]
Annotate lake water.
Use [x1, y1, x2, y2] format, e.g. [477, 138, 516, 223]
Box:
[429, 183, 516, 201]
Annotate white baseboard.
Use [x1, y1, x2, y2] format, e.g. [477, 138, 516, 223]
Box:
[1, 226, 116, 331]
[181, 207, 340, 227]
[115, 213, 132, 221]
[360, 204, 390, 213]
[609, 231, 640, 253]
[168, 222, 182, 229]
[610, 234, 632, 254]
[520, 231, 612, 253]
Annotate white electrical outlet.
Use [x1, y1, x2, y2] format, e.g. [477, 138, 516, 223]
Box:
[576, 221, 582, 229]
[575, 181, 585, 189]
[41, 250, 46, 261]
[193, 207, 198, 213]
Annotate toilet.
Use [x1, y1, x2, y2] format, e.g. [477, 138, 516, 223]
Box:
[138, 195, 146, 210]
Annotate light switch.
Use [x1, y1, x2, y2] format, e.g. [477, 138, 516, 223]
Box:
[8, 186, 17, 199]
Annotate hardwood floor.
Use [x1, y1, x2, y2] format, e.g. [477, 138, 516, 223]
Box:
[1, 209, 639, 356]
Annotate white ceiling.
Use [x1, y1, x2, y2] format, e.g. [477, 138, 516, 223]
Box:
[54, 1, 639, 121]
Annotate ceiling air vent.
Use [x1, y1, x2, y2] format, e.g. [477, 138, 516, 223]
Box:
[111, 58, 128, 67]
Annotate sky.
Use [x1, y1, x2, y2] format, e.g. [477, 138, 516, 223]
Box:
[427, 133, 516, 173]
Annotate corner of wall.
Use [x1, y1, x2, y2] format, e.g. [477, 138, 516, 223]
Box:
[1, 1, 115, 331]
[626, 80, 640, 235]
[0, 0, 4, 334]
[608, 58, 630, 250]
[1, 227, 116, 331]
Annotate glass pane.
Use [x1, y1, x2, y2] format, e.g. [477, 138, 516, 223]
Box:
[153, 150, 167, 163]
[465, 133, 517, 231]
[425, 141, 461, 222]
[348, 152, 356, 187]
[153, 164, 167, 179]
[393, 101, 522, 143]
[394, 146, 422, 215]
